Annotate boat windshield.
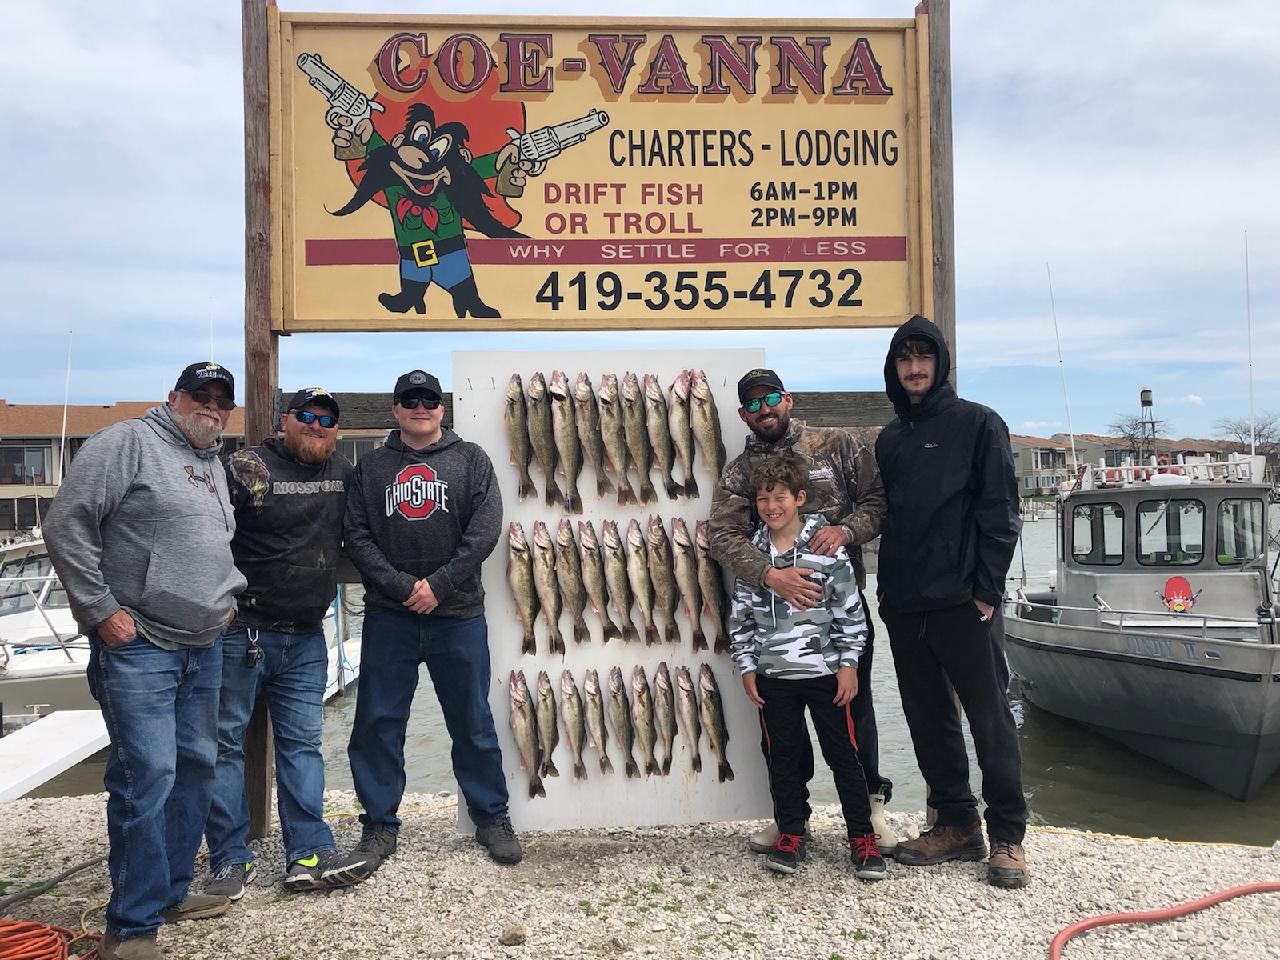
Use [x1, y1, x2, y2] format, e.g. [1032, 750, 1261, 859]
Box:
[1216, 498, 1265, 566]
[1137, 499, 1204, 566]
[0, 553, 54, 612]
[1071, 502, 1124, 565]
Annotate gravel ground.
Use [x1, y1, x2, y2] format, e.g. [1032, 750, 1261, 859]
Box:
[2, 790, 1277, 960]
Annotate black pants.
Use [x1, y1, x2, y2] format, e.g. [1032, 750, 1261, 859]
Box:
[757, 619, 891, 802]
[756, 673, 874, 838]
[882, 602, 1028, 843]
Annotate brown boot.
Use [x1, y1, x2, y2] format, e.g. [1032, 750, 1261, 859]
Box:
[99, 931, 161, 960]
[987, 838, 1029, 889]
[895, 821, 986, 866]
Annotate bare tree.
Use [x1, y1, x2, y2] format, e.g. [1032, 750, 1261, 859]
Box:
[1215, 410, 1279, 452]
[1108, 414, 1170, 458]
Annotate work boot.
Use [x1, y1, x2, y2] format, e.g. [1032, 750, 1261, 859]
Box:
[160, 893, 230, 923]
[869, 793, 898, 854]
[895, 822, 986, 867]
[98, 932, 161, 960]
[747, 821, 811, 854]
[987, 838, 1029, 889]
[352, 823, 398, 868]
[475, 815, 524, 865]
[764, 833, 807, 875]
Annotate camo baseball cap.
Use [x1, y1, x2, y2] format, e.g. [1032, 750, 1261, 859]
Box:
[174, 362, 235, 398]
[736, 368, 785, 403]
[286, 387, 339, 417]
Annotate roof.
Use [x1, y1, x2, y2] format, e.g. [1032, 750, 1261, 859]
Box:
[0, 398, 246, 438]
[1009, 433, 1065, 447]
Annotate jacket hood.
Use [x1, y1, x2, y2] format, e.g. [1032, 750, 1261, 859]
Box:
[386, 427, 462, 457]
[143, 404, 223, 459]
[883, 314, 956, 420]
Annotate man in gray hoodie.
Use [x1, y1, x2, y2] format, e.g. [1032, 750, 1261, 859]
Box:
[44, 362, 247, 960]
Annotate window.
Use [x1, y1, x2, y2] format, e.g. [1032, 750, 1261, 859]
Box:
[1216, 499, 1265, 565]
[338, 437, 383, 465]
[0, 442, 52, 485]
[1137, 499, 1204, 566]
[1072, 502, 1124, 565]
[0, 553, 53, 613]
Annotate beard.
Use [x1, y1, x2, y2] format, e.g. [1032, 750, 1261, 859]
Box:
[748, 410, 790, 444]
[172, 406, 223, 447]
[284, 430, 336, 465]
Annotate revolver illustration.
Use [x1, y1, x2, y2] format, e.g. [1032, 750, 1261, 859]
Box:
[297, 52, 385, 160]
[505, 109, 610, 166]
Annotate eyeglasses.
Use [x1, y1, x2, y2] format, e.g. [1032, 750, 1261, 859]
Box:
[292, 410, 337, 428]
[184, 389, 236, 411]
[742, 391, 784, 414]
[397, 396, 442, 410]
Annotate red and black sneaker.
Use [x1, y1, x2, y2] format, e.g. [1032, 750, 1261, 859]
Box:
[764, 832, 808, 875]
[850, 833, 887, 880]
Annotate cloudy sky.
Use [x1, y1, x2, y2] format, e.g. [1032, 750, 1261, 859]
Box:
[3, 1, 1277, 439]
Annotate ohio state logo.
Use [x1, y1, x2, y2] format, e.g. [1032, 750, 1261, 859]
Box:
[385, 463, 450, 520]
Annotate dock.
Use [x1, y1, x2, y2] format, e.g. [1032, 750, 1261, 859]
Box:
[0, 710, 107, 801]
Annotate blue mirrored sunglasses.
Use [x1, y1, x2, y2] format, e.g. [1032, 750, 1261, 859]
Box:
[742, 391, 784, 414]
[292, 409, 337, 428]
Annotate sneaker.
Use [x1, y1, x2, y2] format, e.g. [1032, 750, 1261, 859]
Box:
[764, 833, 807, 875]
[160, 893, 230, 923]
[850, 834, 887, 880]
[353, 823, 398, 865]
[895, 822, 986, 867]
[747, 821, 811, 854]
[987, 838, 1029, 889]
[98, 931, 161, 960]
[283, 849, 377, 891]
[205, 861, 256, 900]
[475, 815, 524, 865]
[869, 793, 898, 854]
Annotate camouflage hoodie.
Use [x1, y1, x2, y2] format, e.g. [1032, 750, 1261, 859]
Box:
[727, 515, 868, 679]
[708, 420, 884, 589]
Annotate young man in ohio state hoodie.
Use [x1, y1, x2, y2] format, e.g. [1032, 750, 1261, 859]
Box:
[344, 369, 521, 866]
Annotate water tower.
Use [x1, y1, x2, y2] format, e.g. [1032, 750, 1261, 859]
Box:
[1139, 388, 1157, 461]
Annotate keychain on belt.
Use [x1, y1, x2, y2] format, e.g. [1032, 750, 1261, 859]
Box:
[245, 628, 264, 667]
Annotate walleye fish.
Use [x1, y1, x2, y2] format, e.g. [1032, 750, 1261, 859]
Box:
[674, 666, 703, 774]
[597, 373, 638, 506]
[607, 665, 640, 779]
[506, 522, 539, 656]
[625, 519, 660, 645]
[631, 665, 659, 778]
[653, 661, 679, 776]
[549, 370, 583, 514]
[690, 369, 727, 481]
[698, 664, 735, 783]
[509, 670, 545, 798]
[573, 372, 613, 501]
[531, 521, 565, 655]
[536, 669, 560, 778]
[646, 515, 681, 645]
[554, 519, 590, 645]
[694, 521, 730, 654]
[601, 521, 640, 643]
[643, 373, 683, 500]
[578, 521, 623, 643]
[583, 668, 613, 774]
[525, 372, 563, 507]
[560, 669, 588, 781]
[670, 518, 708, 651]
[621, 371, 658, 504]
[667, 370, 698, 499]
[504, 374, 537, 502]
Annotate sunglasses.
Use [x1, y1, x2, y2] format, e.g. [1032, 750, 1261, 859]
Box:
[184, 389, 236, 411]
[397, 396, 442, 410]
[742, 391, 784, 414]
[292, 409, 337, 428]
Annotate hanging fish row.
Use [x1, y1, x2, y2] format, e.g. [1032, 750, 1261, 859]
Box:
[504, 370, 728, 513]
[507, 516, 730, 657]
[508, 662, 735, 799]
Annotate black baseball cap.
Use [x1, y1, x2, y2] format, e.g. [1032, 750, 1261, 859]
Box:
[286, 387, 340, 418]
[393, 370, 443, 401]
[736, 368, 785, 403]
[174, 362, 235, 398]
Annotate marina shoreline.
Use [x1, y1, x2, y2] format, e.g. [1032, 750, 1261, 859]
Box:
[2, 791, 1277, 960]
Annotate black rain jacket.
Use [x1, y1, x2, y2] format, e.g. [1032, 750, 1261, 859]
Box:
[874, 315, 1021, 613]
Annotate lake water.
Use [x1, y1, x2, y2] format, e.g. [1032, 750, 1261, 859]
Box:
[32, 515, 1280, 846]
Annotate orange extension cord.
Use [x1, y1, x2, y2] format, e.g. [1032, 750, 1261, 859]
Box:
[0, 920, 98, 960]
[1050, 881, 1280, 959]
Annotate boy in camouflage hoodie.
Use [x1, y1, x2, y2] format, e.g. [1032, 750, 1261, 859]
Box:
[728, 455, 886, 879]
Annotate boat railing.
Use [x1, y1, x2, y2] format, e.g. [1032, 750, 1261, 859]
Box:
[1009, 589, 1277, 643]
[0, 574, 84, 667]
[1075, 452, 1267, 491]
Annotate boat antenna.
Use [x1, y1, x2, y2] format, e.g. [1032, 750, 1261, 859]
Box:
[58, 330, 73, 484]
[1046, 263, 1078, 470]
[1245, 231, 1256, 456]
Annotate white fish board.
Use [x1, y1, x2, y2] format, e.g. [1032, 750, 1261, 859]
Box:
[453, 348, 773, 832]
[0, 710, 108, 801]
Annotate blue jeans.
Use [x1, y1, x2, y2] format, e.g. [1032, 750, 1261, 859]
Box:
[348, 608, 508, 829]
[87, 633, 221, 940]
[205, 626, 333, 870]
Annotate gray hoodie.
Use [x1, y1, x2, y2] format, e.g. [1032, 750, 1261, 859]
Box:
[44, 405, 246, 647]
